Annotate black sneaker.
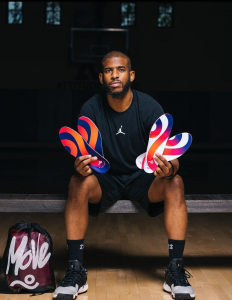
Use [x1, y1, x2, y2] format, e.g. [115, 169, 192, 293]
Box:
[163, 258, 195, 299]
[53, 260, 88, 300]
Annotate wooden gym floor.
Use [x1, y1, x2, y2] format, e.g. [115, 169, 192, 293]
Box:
[1, 212, 232, 300]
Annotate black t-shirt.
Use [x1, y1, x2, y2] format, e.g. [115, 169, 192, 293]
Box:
[78, 89, 164, 175]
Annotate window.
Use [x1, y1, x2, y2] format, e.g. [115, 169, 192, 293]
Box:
[46, 2, 61, 25]
[157, 3, 173, 27]
[8, 2, 23, 24]
[121, 2, 136, 27]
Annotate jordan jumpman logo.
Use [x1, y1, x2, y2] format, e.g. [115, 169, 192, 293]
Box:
[116, 125, 126, 135]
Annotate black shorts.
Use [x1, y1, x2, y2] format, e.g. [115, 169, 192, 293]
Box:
[88, 169, 164, 218]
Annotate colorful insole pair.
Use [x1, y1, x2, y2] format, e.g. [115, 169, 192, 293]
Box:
[59, 114, 192, 174]
[59, 117, 109, 173]
[136, 113, 192, 173]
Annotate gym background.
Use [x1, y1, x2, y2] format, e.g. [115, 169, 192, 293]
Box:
[0, 2, 231, 194]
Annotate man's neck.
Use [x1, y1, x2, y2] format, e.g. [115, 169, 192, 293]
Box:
[106, 88, 133, 112]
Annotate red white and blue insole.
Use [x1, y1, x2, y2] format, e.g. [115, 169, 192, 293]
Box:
[136, 132, 193, 172]
[143, 113, 173, 173]
[59, 126, 109, 173]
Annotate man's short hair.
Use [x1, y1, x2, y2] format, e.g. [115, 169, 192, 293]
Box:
[101, 51, 131, 71]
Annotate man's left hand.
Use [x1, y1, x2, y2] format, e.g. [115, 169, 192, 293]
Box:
[153, 152, 173, 178]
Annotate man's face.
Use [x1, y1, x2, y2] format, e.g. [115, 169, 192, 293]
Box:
[99, 57, 135, 98]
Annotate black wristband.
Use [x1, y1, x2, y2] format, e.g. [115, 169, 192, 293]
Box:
[164, 161, 177, 178]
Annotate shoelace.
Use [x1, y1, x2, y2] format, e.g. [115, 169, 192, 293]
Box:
[170, 268, 193, 286]
[61, 269, 84, 287]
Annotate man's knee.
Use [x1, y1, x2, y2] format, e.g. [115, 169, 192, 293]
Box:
[68, 174, 96, 200]
[169, 174, 184, 190]
[164, 175, 185, 199]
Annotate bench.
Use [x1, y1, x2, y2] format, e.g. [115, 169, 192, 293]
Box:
[0, 194, 232, 213]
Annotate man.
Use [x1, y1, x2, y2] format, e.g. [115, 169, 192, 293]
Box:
[53, 51, 195, 300]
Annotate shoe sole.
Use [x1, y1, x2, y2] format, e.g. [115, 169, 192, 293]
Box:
[78, 282, 88, 294]
[53, 282, 88, 300]
[163, 282, 195, 300]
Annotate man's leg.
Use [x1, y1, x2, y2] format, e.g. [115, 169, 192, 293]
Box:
[148, 174, 195, 299]
[53, 173, 102, 300]
[65, 173, 102, 240]
[147, 174, 187, 240]
[65, 173, 102, 264]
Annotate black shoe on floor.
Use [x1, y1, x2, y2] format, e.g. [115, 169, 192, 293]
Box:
[163, 258, 195, 299]
[53, 260, 88, 300]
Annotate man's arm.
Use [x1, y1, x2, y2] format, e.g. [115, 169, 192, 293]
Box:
[153, 152, 179, 178]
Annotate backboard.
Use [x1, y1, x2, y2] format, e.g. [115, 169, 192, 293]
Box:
[70, 28, 129, 63]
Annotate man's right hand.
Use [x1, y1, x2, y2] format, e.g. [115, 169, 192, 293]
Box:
[74, 155, 98, 176]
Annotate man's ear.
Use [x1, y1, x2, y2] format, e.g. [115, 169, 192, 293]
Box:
[130, 71, 135, 82]
[99, 73, 103, 84]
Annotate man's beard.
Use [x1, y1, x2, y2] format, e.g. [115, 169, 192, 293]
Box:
[102, 76, 131, 98]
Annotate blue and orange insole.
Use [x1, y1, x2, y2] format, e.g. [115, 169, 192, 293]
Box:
[59, 123, 109, 174]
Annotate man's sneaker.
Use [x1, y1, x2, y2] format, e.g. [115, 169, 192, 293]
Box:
[163, 258, 195, 300]
[53, 260, 88, 300]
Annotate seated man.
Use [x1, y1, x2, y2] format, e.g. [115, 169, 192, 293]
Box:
[53, 51, 195, 300]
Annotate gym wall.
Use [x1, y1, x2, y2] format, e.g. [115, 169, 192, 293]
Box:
[0, 2, 231, 194]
